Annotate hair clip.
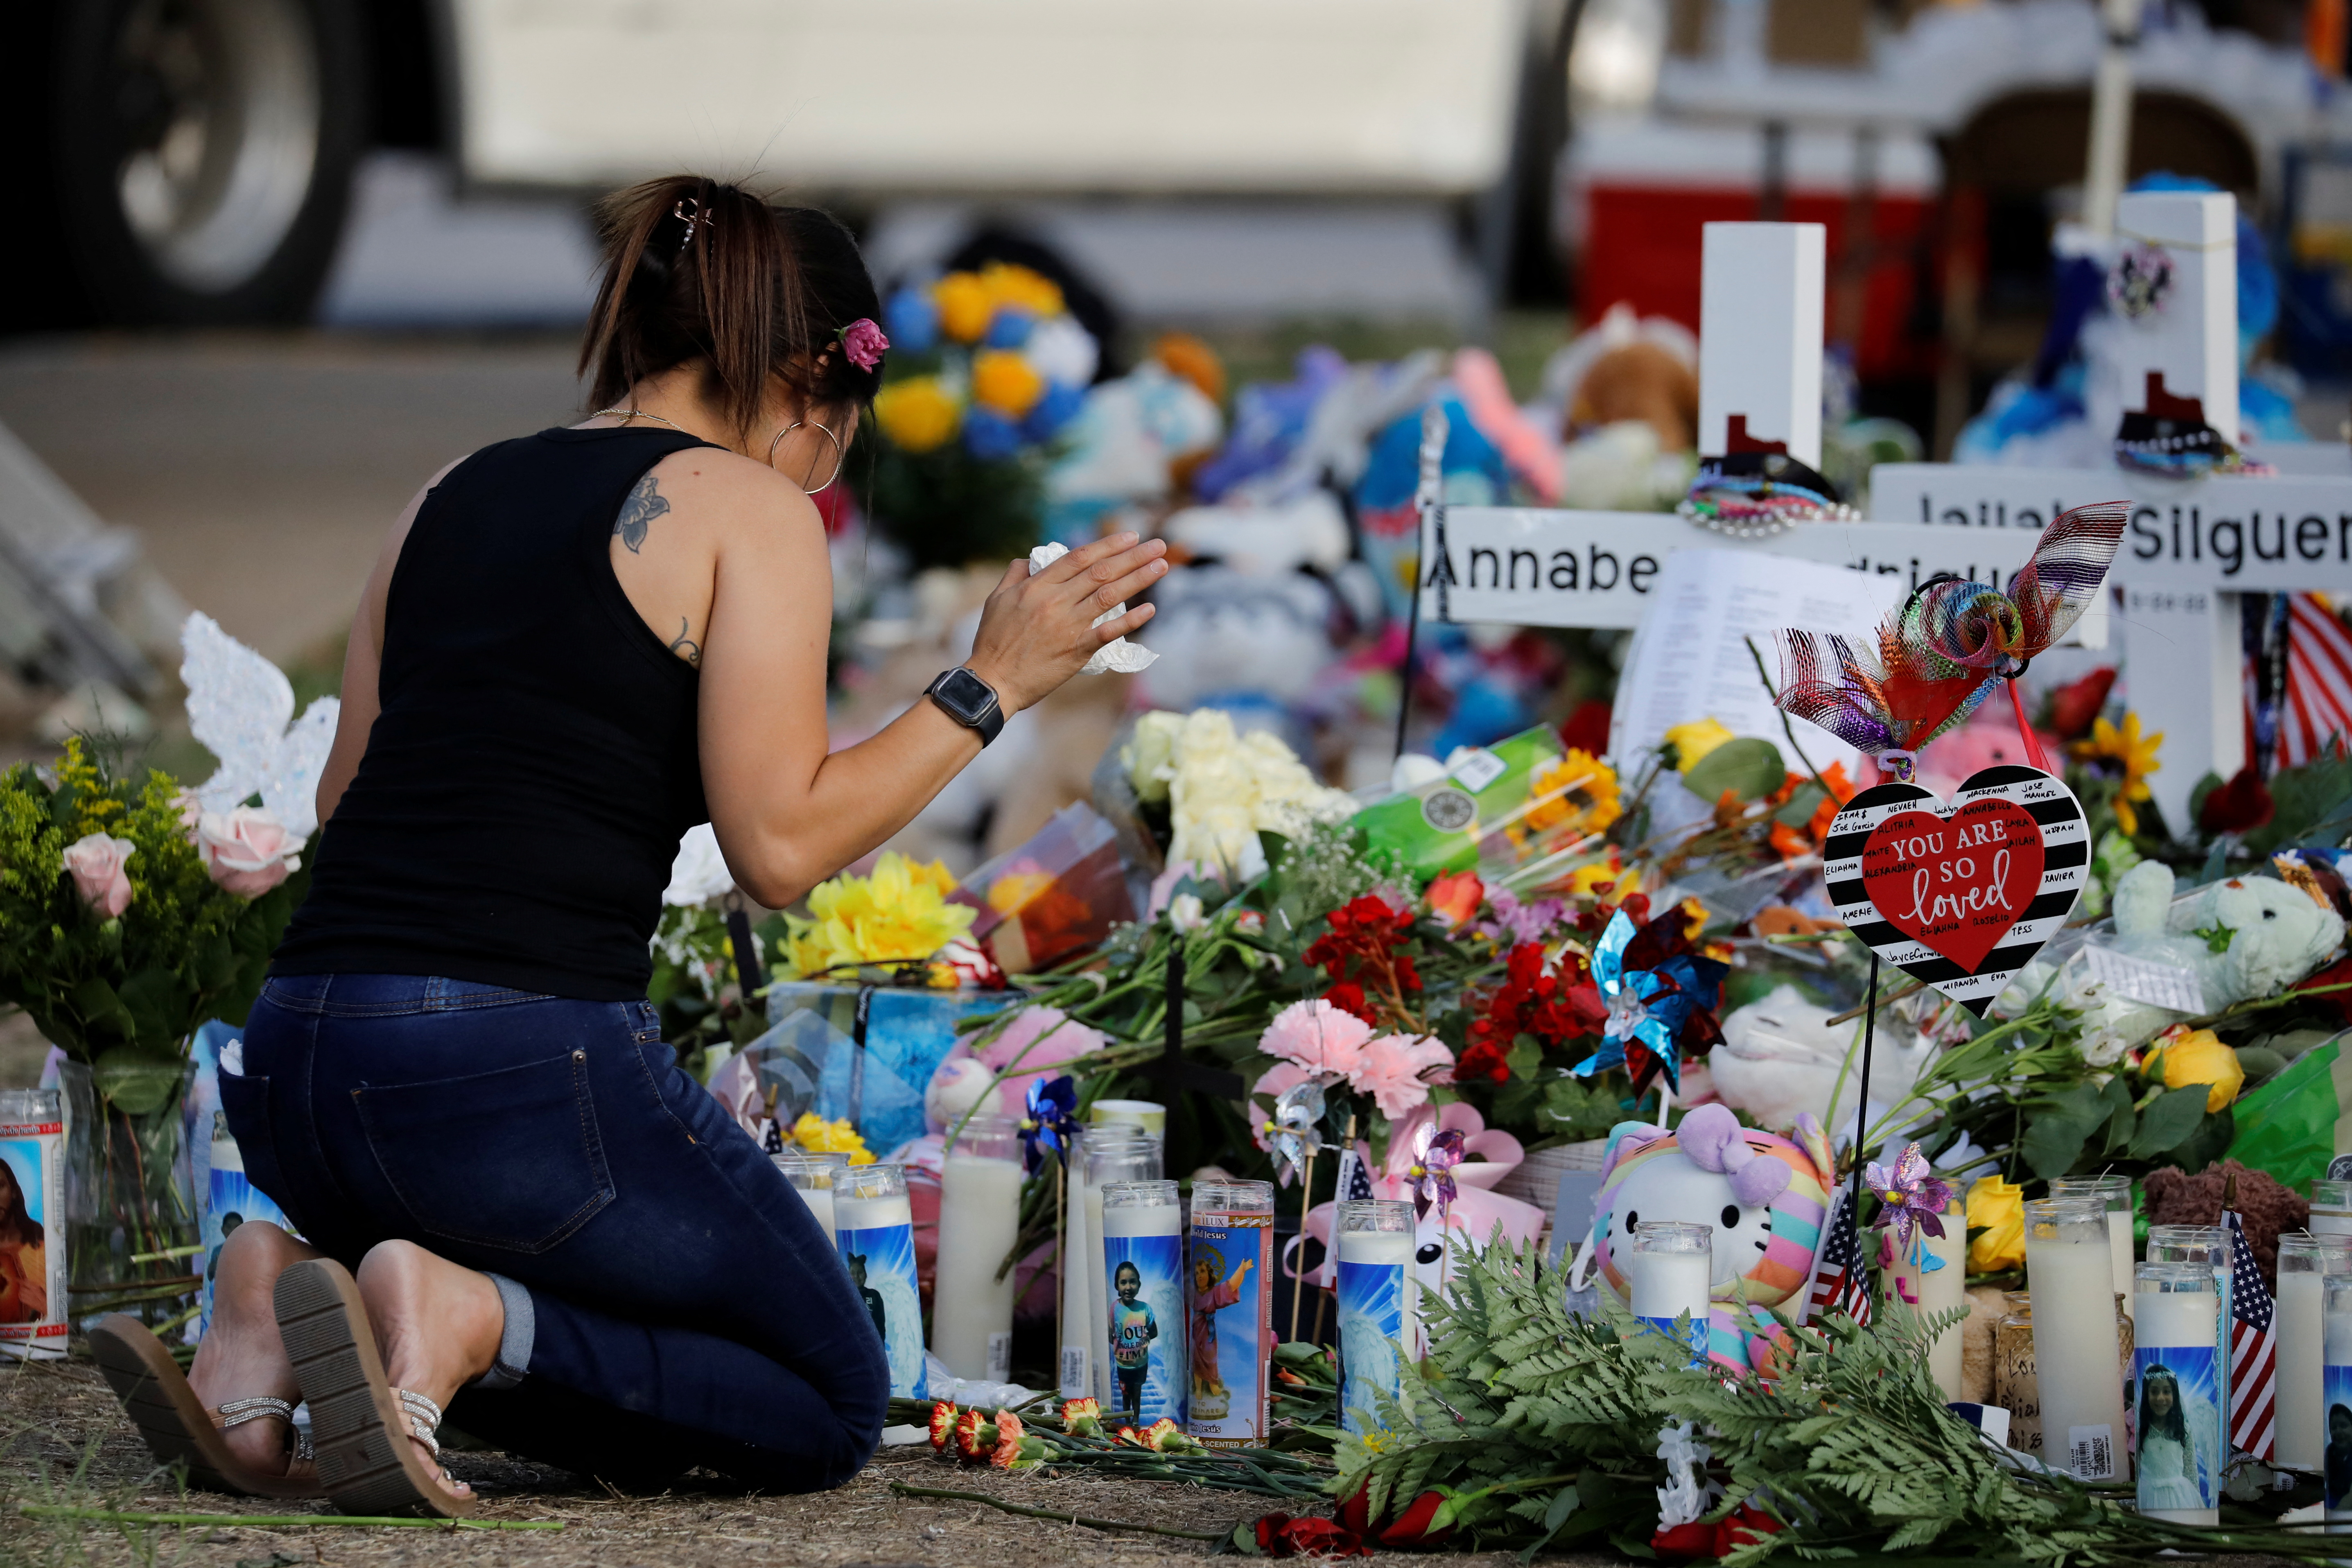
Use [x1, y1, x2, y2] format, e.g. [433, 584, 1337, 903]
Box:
[672, 197, 712, 250]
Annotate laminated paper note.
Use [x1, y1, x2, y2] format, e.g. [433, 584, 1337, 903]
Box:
[1029, 543, 1158, 674]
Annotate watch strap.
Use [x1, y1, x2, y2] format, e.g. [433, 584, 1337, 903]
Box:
[926, 669, 1004, 747]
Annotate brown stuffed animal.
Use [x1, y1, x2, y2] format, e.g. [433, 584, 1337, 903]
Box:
[1568, 340, 1700, 453]
[2141, 1159, 2309, 1288]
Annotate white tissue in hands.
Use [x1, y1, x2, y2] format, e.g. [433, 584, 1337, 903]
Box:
[1027, 542, 1158, 674]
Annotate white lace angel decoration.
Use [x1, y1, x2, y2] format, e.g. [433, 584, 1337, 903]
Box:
[179, 612, 339, 842]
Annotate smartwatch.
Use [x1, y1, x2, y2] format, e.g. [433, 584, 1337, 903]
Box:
[925, 667, 1004, 746]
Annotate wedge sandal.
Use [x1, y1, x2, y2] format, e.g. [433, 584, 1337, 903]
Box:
[273, 1257, 477, 1518]
[89, 1315, 320, 1499]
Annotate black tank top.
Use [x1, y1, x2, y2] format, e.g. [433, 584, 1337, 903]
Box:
[273, 426, 719, 1000]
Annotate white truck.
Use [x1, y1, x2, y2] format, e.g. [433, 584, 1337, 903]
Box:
[11, 0, 1550, 327]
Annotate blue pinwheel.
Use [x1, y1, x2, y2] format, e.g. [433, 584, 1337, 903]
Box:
[1570, 907, 1728, 1095]
[1019, 1074, 1079, 1174]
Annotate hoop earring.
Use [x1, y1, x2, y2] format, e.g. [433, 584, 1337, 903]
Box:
[766, 419, 845, 495]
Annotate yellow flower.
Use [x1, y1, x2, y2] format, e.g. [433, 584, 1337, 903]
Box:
[1967, 1174, 2026, 1272]
[970, 350, 1045, 417]
[874, 377, 961, 454]
[2070, 712, 2162, 838]
[1562, 859, 1631, 899]
[1518, 750, 1622, 837]
[1664, 718, 1736, 773]
[783, 851, 976, 978]
[2150, 1026, 2244, 1112]
[933, 271, 993, 342]
[978, 262, 1065, 319]
[786, 1113, 874, 1164]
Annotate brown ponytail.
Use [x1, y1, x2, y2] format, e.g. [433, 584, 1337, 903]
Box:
[579, 176, 883, 446]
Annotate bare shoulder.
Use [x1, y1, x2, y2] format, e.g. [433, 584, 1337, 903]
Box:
[635, 445, 825, 543]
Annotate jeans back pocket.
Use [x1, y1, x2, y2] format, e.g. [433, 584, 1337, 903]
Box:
[355, 1049, 615, 1254]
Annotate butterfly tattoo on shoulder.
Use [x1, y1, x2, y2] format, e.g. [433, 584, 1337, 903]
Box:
[615, 473, 670, 554]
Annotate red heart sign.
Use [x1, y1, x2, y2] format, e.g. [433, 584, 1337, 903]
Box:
[1858, 800, 2045, 974]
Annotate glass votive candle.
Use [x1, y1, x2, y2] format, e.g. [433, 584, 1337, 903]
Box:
[771, 1150, 846, 1237]
[2312, 1179, 2352, 1238]
[932, 1115, 1026, 1382]
[1074, 1130, 1164, 1406]
[1090, 1099, 1167, 1138]
[2324, 1274, 2352, 1526]
[2024, 1197, 2129, 1481]
[1101, 1179, 1186, 1427]
[0, 1088, 64, 1362]
[1335, 1199, 1417, 1436]
[2277, 1234, 2352, 1473]
[1189, 1178, 1276, 1445]
[832, 1163, 924, 1397]
[2050, 1175, 2136, 1320]
[2133, 1261, 2219, 1525]
[1628, 1220, 1713, 1367]
[1884, 1195, 1967, 1398]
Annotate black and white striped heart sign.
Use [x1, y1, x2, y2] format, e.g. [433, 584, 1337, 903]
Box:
[1823, 764, 2089, 1015]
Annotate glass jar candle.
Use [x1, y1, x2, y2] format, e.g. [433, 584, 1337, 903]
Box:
[2133, 1261, 2220, 1525]
[833, 1163, 925, 1397]
[0, 1088, 66, 1361]
[931, 1116, 1026, 1382]
[771, 1150, 846, 1238]
[1884, 1194, 1967, 1397]
[1628, 1220, 1713, 1367]
[1073, 1130, 1161, 1404]
[1101, 1178, 1185, 1427]
[2312, 1179, 2352, 1240]
[2277, 1234, 2352, 1472]
[2024, 1197, 2129, 1481]
[1189, 1178, 1275, 1445]
[2050, 1175, 2136, 1321]
[1336, 1199, 1416, 1436]
[1993, 1292, 2040, 1458]
[2325, 1274, 2352, 1527]
[1089, 1100, 1166, 1138]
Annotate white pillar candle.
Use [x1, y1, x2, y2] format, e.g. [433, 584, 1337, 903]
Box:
[2276, 1235, 2352, 1473]
[1887, 1205, 1968, 1398]
[1336, 1200, 1417, 1437]
[1059, 1155, 1093, 1399]
[1102, 1178, 1186, 1428]
[2052, 1177, 2136, 1323]
[2134, 1263, 2220, 1525]
[930, 1118, 1026, 1382]
[1628, 1220, 1713, 1368]
[772, 1151, 845, 1240]
[2026, 1197, 2130, 1482]
[2324, 1274, 2352, 1529]
[1082, 1134, 1159, 1407]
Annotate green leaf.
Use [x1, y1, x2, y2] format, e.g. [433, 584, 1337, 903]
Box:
[1506, 1034, 1543, 1082]
[2128, 1085, 2214, 1161]
[2018, 1115, 2093, 1180]
[69, 976, 135, 1042]
[93, 1044, 183, 1115]
[2189, 922, 2235, 955]
[1682, 738, 1786, 804]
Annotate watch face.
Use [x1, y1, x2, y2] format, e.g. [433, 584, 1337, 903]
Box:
[934, 667, 995, 723]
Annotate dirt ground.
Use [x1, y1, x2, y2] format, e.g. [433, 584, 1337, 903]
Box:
[0, 1347, 1615, 1568]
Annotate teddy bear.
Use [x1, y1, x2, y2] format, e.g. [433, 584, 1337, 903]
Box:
[1708, 984, 1932, 1135]
[2031, 861, 2347, 1057]
[1571, 1103, 1834, 1374]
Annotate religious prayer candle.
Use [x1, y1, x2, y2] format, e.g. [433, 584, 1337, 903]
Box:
[2325, 1274, 2352, 1529]
[2147, 1223, 2232, 1444]
[931, 1116, 1026, 1382]
[771, 1150, 846, 1239]
[1102, 1178, 1186, 1428]
[2025, 1197, 2129, 1482]
[834, 1163, 925, 1399]
[1079, 1133, 1160, 1406]
[1336, 1200, 1417, 1437]
[2276, 1234, 2352, 1473]
[0, 1090, 68, 1361]
[2051, 1175, 2137, 1323]
[1188, 1178, 1274, 1446]
[2134, 1262, 2220, 1525]
[1886, 1197, 1967, 1398]
[2312, 1179, 2352, 1240]
[1629, 1220, 1713, 1368]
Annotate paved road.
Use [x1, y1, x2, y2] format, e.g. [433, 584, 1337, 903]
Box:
[0, 333, 585, 664]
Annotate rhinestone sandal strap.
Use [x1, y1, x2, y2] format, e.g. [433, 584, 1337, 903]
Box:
[392, 1387, 443, 1460]
[216, 1397, 296, 1429]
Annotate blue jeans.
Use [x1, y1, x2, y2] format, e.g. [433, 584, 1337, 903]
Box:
[232, 974, 889, 1491]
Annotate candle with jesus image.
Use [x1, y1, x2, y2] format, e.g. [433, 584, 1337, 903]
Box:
[1187, 1178, 1272, 1446]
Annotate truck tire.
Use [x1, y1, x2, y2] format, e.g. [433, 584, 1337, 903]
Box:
[41, 0, 367, 326]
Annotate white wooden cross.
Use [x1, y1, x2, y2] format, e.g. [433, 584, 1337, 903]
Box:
[1413, 206, 2352, 834]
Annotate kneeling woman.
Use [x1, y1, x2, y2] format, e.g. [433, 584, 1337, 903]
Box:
[94, 175, 1164, 1514]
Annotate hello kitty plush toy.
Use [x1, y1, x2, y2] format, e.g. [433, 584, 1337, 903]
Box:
[1575, 1103, 1833, 1374]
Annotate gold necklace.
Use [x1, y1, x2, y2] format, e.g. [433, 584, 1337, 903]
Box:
[588, 407, 685, 432]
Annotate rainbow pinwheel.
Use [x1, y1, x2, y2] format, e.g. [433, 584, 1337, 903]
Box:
[1018, 1074, 1078, 1175]
[1864, 1141, 1954, 1270]
[1406, 1118, 1466, 1222]
[1570, 906, 1727, 1095]
[1262, 1079, 1328, 1186]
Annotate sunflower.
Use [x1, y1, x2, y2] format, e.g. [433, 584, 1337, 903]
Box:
[1517, 749, 1622, 839]
[2069, 712, 2163, 836]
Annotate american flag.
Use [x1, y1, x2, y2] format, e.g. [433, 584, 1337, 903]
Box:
[2281, 594, 2352, 768]
[1805, 1188, 1872, 1329]
[2225, 1209, 2278, 1459]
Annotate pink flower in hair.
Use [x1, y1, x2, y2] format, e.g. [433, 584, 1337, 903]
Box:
[840, 318, 889, 371]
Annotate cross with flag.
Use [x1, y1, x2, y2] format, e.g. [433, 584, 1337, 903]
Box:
[1805, 1187, 1872, 1329]
[2224, 1207, 2277, 1460]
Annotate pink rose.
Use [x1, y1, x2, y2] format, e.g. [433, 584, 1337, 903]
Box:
[169, 789, 203, 840]
[839, 317, 889, 371]
[195, 807, 305, 898]
[61, 833, 136, 918]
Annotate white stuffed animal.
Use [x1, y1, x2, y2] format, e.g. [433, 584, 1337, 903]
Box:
[1709, 984, 1932, 1134]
